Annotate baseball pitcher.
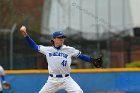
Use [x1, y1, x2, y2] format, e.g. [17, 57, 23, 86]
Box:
[20, 26, 102, 93]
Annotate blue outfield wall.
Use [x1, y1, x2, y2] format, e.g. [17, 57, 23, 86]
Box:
[3, 68, 140, 93]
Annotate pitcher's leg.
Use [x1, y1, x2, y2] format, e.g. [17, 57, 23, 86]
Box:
[39, 83, 57, 93]
[64, 77, 83, 93]
[39, 77, 59, 93]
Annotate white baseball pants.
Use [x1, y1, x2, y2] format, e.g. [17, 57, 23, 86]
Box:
[39, 76, 83, 93]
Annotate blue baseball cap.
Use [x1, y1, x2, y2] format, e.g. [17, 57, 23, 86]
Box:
[52, 31, 66, 38]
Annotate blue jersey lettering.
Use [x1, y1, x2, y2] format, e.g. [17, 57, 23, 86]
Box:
[49, 52, 68, 58]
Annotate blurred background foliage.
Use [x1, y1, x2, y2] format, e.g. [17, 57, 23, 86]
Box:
[0, 0, 43, 32]
[126, 60, 140, 68]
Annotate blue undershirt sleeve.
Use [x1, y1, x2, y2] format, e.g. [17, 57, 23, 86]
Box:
[25, 35, 39, 51]
[77, 54, 93, 62]
[1, 75, 5, 81]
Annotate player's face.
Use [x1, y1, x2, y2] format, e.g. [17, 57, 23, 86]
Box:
[53, 37, 65, 47]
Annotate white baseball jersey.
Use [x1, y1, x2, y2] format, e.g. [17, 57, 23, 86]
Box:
[39, 45, 81, 74]
[0, 65, 5, 91]
[0, 66, 5, 76]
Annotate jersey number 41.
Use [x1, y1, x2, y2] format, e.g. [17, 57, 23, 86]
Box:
[61, 60, 67, 66]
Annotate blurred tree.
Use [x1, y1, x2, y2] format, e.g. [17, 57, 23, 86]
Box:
[0, 0, 44, 32]
[126, 60, 140, 68]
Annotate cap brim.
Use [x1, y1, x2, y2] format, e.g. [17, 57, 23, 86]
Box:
[54, 35, 67, 38]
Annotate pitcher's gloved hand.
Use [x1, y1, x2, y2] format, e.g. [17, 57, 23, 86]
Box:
[92, 55, 103, 68]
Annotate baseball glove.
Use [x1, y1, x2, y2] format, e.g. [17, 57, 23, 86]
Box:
[2, 81, 10, 89]
[92, 55, 103, 68]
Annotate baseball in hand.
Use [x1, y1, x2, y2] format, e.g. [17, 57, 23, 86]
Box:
[20, 26, 26, 32]
[20, 26, 27, 37]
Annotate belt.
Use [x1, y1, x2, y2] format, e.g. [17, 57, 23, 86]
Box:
[49, 74, 69, 78]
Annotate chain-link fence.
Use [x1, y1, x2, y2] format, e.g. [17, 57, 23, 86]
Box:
[0, 26, 139, 70]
